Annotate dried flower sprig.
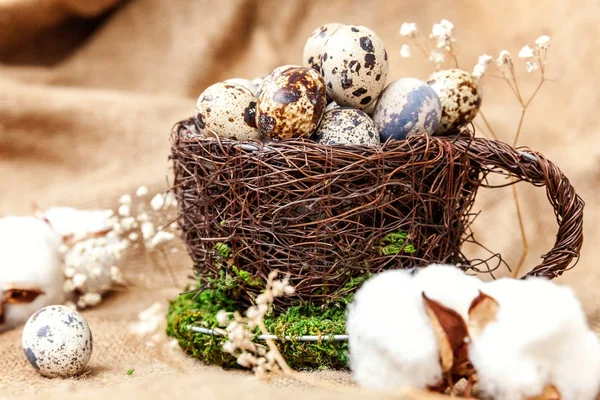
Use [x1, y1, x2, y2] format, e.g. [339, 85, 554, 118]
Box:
[398, 20, 459, 69]
[475, 35, 552, 278]
[217, 271, 295, 378]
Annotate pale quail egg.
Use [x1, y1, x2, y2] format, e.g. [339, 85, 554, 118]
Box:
[257, 66, 326, 139]
[321, 25, 388, 109]
[373, 78, 442, 141]
[315, 108, 379, 146]
[22, 305, 93, 378]
[302, 23, 345, 74]
[427, 69, 482, 133]
[195, 82, 261, 141]
[325, 101, 340, 112]
[223, 78, 261, 96]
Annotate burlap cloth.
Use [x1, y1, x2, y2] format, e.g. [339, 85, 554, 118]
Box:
[1, 0, 600, 398]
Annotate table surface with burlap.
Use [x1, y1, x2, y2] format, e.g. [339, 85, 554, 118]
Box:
[1, 0, 600, 398]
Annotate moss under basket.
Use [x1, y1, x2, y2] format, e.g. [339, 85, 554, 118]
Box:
[166, 272, 370, 370]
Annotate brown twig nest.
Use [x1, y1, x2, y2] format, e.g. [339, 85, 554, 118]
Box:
[169, 117, 583, 308]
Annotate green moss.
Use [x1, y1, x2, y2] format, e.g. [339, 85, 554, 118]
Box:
[166, 274, 368, 370]
[378, 230, 416, 255]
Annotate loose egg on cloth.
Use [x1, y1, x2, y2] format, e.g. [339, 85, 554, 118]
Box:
[22, 305, 93, 378]
[302, 23, 345, 74]
[372, 78, 442, 141]
[427, 69, 482, 134]
[315, 108, 379, 146]
[257, 66, 326, 139]
[321, 25, 388, 109]
[195, 82, 261, 140]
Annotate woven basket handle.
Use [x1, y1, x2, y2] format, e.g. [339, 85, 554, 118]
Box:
[453, 137, 585, 279]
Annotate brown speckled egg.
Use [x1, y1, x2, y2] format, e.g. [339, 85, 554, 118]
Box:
[316, 108, 379, 146]
[257, 65, 301, 97]
[303, 23, 345, 74]
[321, 25, 388, 110]
[427, 69, 482, 134]
[257, 66, 326, 140]
[195, 82, 261, 141]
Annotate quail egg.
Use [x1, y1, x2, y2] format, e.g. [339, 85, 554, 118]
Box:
[325, 101, 340, 112]
[22, 305, 93, 378]
[321, 25, 388, 109]
[302, 23, 345, 74]
[223, 78, 261, 97]
[195, 82, 261, 140]
[363, 98, 378, 116]
[257, 65, 301, 97]
[257, 66, 326, 139]
[373, 78, 442, 141]
[427, 69, 482, 133]
[315, 108, 379, 146]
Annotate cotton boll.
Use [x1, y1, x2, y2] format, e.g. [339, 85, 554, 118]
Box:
[412, 263, 482, 319]
[41, 207, 114, 241]
[347, 270, 442, 390]
[470, 277, 600, 400]
[0, 217, 64, 332]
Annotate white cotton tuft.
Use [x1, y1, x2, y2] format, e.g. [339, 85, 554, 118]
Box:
[41, 207, 114, 241]
[412, 263, 483, 319]
[470, 277, 600, 400]
[346, 269, 442, 390]
[0, 216, 65, 332]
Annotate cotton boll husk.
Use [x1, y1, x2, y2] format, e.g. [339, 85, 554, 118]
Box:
[0, 217, 64, 332]
[346, 270, 442, 389]
[41, 207, 115, 241]
[411, 263, 483, 319]
[470, 277, 600, 400]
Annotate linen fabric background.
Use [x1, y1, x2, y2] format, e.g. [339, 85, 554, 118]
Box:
[1, 0, 599, 398]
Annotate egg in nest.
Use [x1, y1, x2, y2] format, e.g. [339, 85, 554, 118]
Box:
[195, 82, 261, 141]
[257, 66, 326, 139]
[303, 23, 345, 74]
[427, 69, 482, 134]
[315, 108, 379, 146]
[321, 25, 388, 109]
[373, 78, 442, 141]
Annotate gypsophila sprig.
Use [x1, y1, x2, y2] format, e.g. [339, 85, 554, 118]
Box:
[518, 45, 535, 60]
[398, 19, 459, 69]
[535, 35, 551, 50]
[217, 270, 296, 378]
[399, 22, 417, 38]
[400, 44, 411, 58]
[472, 54, 493, 79]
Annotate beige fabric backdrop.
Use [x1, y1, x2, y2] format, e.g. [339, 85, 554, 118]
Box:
[1, 0, 600, 398]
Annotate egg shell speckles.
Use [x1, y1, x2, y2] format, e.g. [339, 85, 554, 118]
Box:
[427, 69, 482, 134]
[257, 65, 301, 97]
[316, 108, 379, 146]
[257, 66, 326, 140]
[321, 25, 388, 109]
[195, 82, 261, 141]
[373, 78, 442, 141]
[303, 23, 345, 74]
[22, 305, 93, 378]
[223, 78, 261, 97]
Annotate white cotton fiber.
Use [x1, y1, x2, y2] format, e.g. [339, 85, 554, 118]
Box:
[0, 216, 65, 332]
[41, 207, 115, 241]
[412, 263, 483, 319]
[470, 277, 600, 400]
[346, 269, 442, 390]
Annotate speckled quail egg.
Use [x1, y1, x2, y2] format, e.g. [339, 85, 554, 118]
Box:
[373, 78, 442, 142]
[257, 65, 301, 97]
[257, 66, 326, 139]
[325, 101, 340, 112]
[302, 23, 345, 74]
[223, 78, 261, 97]
[321, 25, 388, 109]
[195, 82, 261, 140]
[315, 108, 379, 146]
[427, 69, 482, 134]
[363, 98, 378, 116]
[22, 305, 93, 378]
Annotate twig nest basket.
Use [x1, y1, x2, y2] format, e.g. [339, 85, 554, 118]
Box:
[170, 117, 584, 309]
